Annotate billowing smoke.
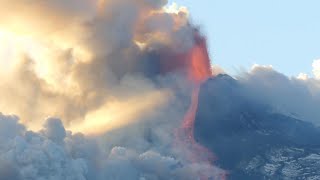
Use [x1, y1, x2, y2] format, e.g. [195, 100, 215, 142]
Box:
[5, 0, 320, 179]
[0, 113, 225, 180]
[0, 0, 227, 179]
[0, 0, 197, 130]
[237, 63, 320, 125]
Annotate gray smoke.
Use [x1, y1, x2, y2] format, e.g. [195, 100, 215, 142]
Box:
[237, 64, 320, 125]
[0, 113, 224, 180]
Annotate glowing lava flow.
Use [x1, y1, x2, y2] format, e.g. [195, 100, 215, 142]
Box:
[175, 31, 226, 180]
[179, 86, 213, 162]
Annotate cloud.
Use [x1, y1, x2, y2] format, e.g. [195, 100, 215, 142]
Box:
[0, 160, 21, 180]
[211, 65, 226, 77]
[0, 1, 228, 178]
[0, 113, 224, 180]
[237, 64, 320, 125]
[312, 59, 320, 79]
[0, 0, 196, 132]
[42, 118, 66, 143]
[297, 73, 309, 80]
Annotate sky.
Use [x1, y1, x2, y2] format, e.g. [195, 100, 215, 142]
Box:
[169, 0, 320, 77]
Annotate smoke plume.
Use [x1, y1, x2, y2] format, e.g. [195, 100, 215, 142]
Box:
[0, 0, 194, 130]
[0, 0, 226, 179]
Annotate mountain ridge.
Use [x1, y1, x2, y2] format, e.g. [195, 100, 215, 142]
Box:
[195, 74, 320, 179]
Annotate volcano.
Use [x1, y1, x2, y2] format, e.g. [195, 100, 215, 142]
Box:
[194, 74, 320, 179]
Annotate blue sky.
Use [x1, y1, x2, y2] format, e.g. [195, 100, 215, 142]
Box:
[168, 0, 320, 76]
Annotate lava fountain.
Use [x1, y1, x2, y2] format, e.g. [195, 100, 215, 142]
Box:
[174, 30, 226, 179]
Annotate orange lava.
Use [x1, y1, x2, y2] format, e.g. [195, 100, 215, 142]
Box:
[157, 30, 212, 82]
[175, 30, 226, 179]
[156, 28, 225, 179]
[178, 86, 214, 163]
[187, 31, 212, 83]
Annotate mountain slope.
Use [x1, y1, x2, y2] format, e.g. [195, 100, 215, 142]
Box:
[195, 74, 320, 179]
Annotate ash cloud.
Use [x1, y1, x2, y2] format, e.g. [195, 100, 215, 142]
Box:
[0, 0, 194, 130]
[0, 113, 223, 180]
[0, 0, 226, 179]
